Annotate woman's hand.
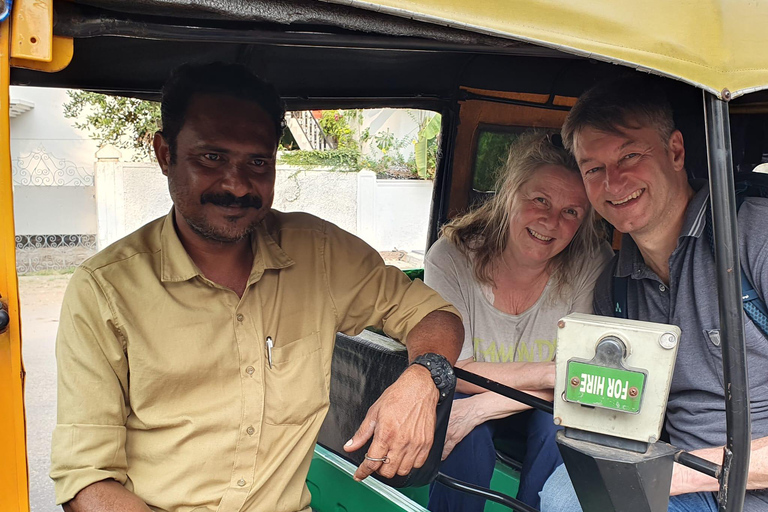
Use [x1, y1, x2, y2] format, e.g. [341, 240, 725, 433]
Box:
[442, 389, 557, 460]
[442, 397, 482, 460]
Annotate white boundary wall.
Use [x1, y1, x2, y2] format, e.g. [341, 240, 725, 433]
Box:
[94, 152, 433, 256]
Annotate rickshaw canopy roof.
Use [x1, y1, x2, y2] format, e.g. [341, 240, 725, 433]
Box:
[323, 0, 768, 100]
[13, 0, 768, 103]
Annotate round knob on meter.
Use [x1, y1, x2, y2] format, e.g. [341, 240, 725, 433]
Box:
[0, 309, 9, 333]
[594, 335, 628, 365]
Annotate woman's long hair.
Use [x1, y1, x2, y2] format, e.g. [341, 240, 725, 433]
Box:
[441, 131, 603, 299]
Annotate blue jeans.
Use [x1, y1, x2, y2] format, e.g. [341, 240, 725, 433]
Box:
[540, 463, 719, 512]
[428, 395, 563, 512]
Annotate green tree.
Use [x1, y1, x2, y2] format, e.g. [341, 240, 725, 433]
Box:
[318, 109, 363, 150]
[63, 91, 161, 160]
[413, 113, 441, 179]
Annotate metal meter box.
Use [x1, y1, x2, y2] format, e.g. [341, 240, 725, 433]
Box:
[553, 313, 681, 443]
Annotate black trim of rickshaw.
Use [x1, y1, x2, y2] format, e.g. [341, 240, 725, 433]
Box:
[52, 2, 564, 58]
[434, 472, 538, 512]
[704, 92, 751, 512]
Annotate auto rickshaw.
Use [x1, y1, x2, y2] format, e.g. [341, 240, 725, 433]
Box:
[1, 1, 767, 511]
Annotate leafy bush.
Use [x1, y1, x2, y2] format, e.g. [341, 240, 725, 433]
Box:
[64, 91, 160, 161]
[278, 148, 362, 171]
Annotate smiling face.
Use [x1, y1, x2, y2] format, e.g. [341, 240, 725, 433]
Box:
[506, 164, 589, 268]
[573, 124, 687, 237]
[154, 94, 278, 244]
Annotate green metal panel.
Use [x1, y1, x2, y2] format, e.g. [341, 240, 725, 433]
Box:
[308, 445, 429, 512]
[485, 461, 521, 512]
[307, 445, 521, 512]
[403, 268, 424, 281]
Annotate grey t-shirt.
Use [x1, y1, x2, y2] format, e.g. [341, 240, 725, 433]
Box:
[425, 237, 613, 363]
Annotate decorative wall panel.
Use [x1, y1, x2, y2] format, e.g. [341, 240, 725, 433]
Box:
[12, 145, 94, 186]
[15, 234, 96, 274]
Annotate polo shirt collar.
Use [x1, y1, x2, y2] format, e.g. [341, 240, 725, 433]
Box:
[614, 179, 710, 279]
[160, 209, 295, 283]
[678, 180, 709, 240]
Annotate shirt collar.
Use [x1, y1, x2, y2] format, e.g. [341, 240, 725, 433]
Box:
[678, 179, 709, 239]
[160, 210, 201, 282]
[160, 209, 295, 283]
[250, 213, 295, 282]
[614, 179, 709, 279]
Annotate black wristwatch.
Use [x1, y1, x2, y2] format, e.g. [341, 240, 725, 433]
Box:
[410, 353, 456, 404]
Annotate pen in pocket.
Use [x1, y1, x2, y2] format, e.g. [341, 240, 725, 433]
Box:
[266, 337, 274, 369]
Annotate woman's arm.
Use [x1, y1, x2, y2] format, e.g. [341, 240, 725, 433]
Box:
[441, 389, 553, 459]
[455, 358, 556, 395]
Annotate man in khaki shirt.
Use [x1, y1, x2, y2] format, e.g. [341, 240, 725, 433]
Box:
[51, 62, 463, 512]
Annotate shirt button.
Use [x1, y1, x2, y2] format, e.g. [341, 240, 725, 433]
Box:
[659, 284, 667, 292]
[246, 426, 255, 435]
[237, 478, 246, 487]
[236, 314, 244, 322]
[245, 366, 255, 375]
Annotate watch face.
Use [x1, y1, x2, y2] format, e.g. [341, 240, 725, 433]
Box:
[415, 353, 456, 395]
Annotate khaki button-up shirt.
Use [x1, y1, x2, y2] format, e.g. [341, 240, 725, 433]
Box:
[51, 210, 457, 512]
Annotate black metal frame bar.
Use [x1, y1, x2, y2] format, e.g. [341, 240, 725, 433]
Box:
[428, 101, 461, 247]
[675, 450, 722, 480]
[703, 92, 751, 512]
[454, 367, 554, 414]
[435, 473, 538, 512]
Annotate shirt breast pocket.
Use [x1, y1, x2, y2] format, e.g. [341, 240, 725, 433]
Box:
[264, 331, 329, 426]
[703, 321, 768, 402]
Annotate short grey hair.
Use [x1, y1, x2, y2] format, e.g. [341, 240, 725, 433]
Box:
[562, 75, 675, 152]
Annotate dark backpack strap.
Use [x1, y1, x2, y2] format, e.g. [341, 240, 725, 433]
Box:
[705, 196, 768, 339]
[611, 257, 629, 319]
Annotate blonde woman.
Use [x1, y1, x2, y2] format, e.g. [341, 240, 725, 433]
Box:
[425, 132, 613, 511]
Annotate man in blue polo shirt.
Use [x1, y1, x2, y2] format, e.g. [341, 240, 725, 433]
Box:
[540, 76, 768, 511]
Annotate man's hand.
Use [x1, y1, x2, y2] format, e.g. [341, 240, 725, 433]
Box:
[344, 364, 438, 481]
[64, 479, 152, 512]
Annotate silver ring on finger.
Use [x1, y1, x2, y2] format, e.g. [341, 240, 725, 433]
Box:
[364, 453, 390, 463]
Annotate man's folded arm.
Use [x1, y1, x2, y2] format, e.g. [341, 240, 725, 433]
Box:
[670, 436, 768, 495]
[64, 480, 151, 512]
[51, 268, 143, 509]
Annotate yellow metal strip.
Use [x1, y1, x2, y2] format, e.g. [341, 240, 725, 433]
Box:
[10, 35, 73, 73]
[10, 0, 53, 62]
[0, 17, 30, 512]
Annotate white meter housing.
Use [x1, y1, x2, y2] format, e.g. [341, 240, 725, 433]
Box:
[553, 313, 681, 443]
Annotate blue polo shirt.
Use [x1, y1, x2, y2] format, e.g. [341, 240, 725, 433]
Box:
[593, 180, 768, 508]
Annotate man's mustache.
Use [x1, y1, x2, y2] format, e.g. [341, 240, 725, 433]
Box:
[201, 193, 263, 209]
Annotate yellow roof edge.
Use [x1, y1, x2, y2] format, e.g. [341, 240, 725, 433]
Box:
[330, 0, 767, 100]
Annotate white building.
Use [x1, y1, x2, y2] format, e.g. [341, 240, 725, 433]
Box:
[10, 86, 99, 274]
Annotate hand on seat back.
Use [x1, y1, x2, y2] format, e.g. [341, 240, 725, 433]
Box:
[343, 363, 439, 481]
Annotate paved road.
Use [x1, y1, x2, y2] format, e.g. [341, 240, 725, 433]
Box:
[20, 274, 71, 512]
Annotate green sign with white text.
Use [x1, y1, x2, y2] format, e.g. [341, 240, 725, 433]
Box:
[565, 361, 646, 413]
